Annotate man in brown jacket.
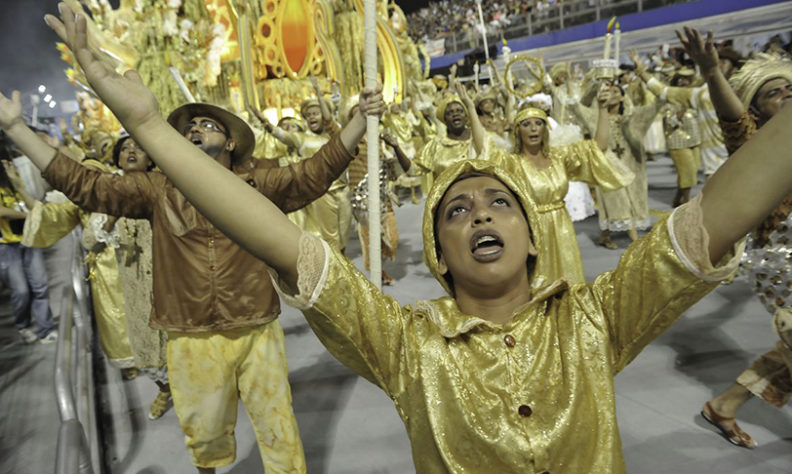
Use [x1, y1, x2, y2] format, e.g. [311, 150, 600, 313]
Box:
[0, 86, 383, 471]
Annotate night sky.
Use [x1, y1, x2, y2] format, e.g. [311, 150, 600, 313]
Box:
[0, 0, 431, 123]
[0, 1, 80, 122]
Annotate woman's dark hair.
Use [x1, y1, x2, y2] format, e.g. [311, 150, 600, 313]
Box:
[112, 136, 155, 171]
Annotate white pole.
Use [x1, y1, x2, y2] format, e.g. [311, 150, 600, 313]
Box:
[364, 0, 381, 288]
[476, 0, 490, 61]
[169, 67, 196, 103]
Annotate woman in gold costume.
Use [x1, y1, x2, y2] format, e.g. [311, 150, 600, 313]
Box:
[254, 115, 322, 236]
[50, 13, 792, 469]
[460, 81, 632, 284]
[109, 137, 171, 419]
[21, 152, 135, 372]
[411, 94, 477, 180]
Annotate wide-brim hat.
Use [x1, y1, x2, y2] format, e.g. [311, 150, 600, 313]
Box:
[167, 103, 255, 162]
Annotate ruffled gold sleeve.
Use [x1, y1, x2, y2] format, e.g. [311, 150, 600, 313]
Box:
[22, 200, 82, 248]
[590, 192, 745, 372]
[558, 139, 634, 191]
[270, 232, 409, 396]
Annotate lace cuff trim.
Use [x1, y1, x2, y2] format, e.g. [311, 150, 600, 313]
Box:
[268, 232, 330, 310]
[668, 192, 746, 281]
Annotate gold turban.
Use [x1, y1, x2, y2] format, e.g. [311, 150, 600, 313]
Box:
[474, 88, 499, 109]
[435, 94, 469, 123]
[729, 54, 792, 108]
[421, 159, 542, 295]
[514, 106, 548, 126]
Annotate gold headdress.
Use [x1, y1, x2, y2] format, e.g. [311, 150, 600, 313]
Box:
[549, 62, 570, 83]
[435, 94, 468, 123]
[474, 88, 499, 109]
[422, 159, 542, 295]
[729, 53, 792, 108]
[514, 107, 548, 125]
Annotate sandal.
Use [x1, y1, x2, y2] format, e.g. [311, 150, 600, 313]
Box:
[598, 237, 618, 250]
[701, 401, 757, 449]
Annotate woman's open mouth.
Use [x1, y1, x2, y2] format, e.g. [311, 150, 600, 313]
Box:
[470, 230, 504, 262]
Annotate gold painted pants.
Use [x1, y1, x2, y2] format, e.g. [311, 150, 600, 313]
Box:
[669, 146, 701, 189]
[167, 322, 306, 471]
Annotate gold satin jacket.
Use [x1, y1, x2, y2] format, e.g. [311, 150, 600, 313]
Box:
[276, 197, 742, 473]
[43, 135, 353, 332]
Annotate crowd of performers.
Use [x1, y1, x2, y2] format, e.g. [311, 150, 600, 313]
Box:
[0, 4, 790, 472]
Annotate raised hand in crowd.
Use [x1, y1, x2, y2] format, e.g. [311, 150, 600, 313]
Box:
[676, 26, 744, 122]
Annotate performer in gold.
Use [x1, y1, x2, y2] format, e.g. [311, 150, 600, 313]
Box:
[658, 69, 702, 207]
[109, 137, 171, 419]
[411, 94, 476, 179]
[251, 114, 322, 236]
[674, 26, 792, 449]
[47, 12, 792, 471]
[460, 81, 632, 284]
[21, 155, 135, 372]
[262, 77, 352, 251]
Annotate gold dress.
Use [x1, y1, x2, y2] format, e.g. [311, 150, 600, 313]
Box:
[24, 200, 134, 368]
[273, 159, 744, 473]
[412, 134, 476, 179]
[492, 140, 633, 284]
[572, 103, 661, 232]
[291, 126, 352, 250]
[270, 136, 322, 236]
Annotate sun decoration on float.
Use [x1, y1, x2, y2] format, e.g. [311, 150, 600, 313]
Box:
[254, 0, 336, 80]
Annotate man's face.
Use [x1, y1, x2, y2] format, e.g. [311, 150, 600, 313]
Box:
[118, 139, 152, 172]
[443, 102, 467, 131]
[754, 78, 792, 123]
[435, 175, 536, 294]
[303, 105, 323, 133]
[182, 115, 232, 158]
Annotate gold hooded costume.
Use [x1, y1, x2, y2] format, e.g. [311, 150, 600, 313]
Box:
[23, 198, 134, 368]
[271, 159, 744, 472]
[490, 107, 634, 284]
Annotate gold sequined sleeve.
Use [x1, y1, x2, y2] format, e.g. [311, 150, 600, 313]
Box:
[557, 139, 634, 192]
[271, 232, 409, 396]
[22, 200, 82, 248]
[590, 193, 745, 372]
[645, 77, 695, 108]
[412, 139, 437, 175]
[719, 111, 757, 155]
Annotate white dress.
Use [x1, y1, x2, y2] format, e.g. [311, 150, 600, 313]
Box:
[549, 120, 595, 221]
